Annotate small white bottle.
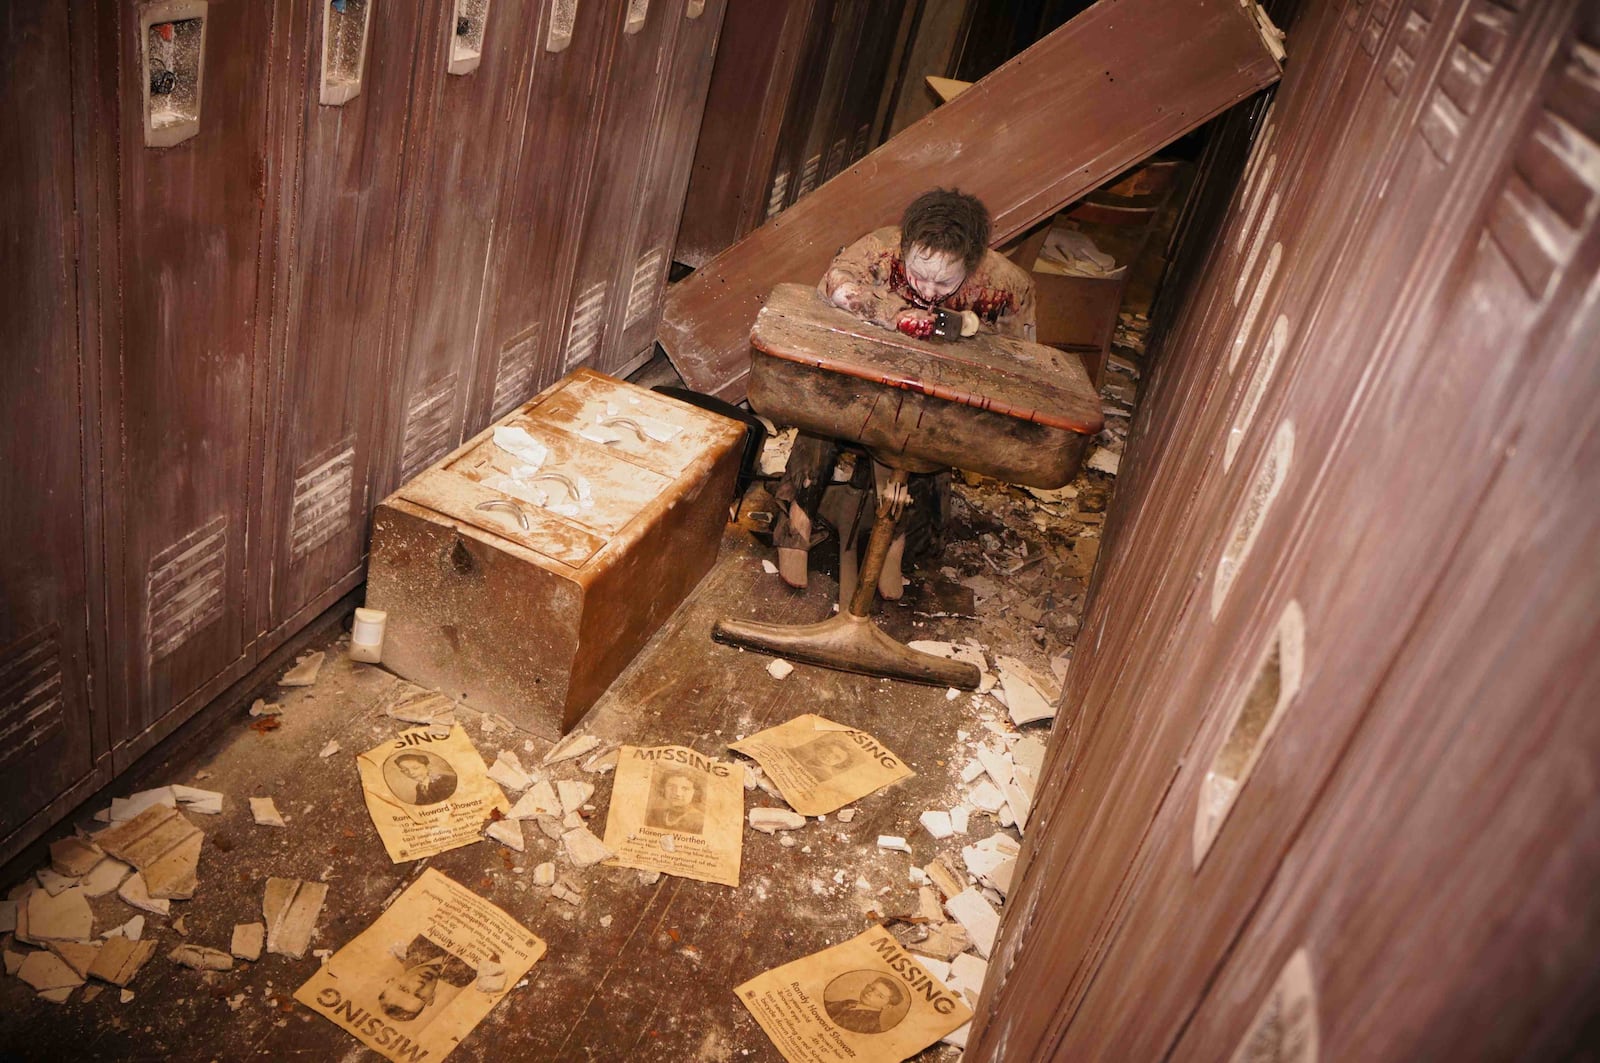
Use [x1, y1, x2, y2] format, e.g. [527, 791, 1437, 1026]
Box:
[349, 607, 387, 664]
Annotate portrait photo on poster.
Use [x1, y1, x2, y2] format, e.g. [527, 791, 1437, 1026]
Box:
[377, 935, 477, 1030]
[643, 765, 707, 835]
[383, 749, 460, 805]
[822, 969, 911, 1035]
[792, 732, 862, 783]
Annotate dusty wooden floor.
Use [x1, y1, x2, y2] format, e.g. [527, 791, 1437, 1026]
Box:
[0, 212, 1159, 1061]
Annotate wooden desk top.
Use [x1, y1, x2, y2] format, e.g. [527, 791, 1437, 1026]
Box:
[750, 284, 1105, 435]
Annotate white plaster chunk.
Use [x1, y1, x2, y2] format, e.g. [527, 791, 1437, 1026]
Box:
[532, 863, 556, 887]
[835, 809, 857, 823]
[488, 751, 535, 792]
[250, 797, 286, 827]
[542, 733, 601, 765]
[28, 887, 93, 941]
[18, 951, 84, 994]
[944, 888, 1000, 958]
[507, 781, 561, 820]
[169, 944, 233, 971]
[561, 827, 614, 868]
[81, 858, 130, 899]
[35, 868, 78, 897]
[49, 837, 105, 878]
[748, 808, 806, 834]
[117, 874, 169, 916]
[974, 744, 1014, 787]
[1087, 447, 1120, 475]
[101, 915, 145, 941]
[919, 811, 954, 840]
[557, 780, 594, 816]
[171, 785, 224, 815]
[766, 658, 794, 680]
[318, 740, 341, 758]
[877, 835, 911, 853]
[967, 781, 1005, 814]
[278, 650, 325, 687]
[109, 788, 177, 823]
[485, 820, 525, 852]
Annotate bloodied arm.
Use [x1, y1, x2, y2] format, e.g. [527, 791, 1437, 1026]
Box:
[817, 229, 920, 333]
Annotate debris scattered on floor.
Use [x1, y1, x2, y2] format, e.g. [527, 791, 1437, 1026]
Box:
[318, 739, 341, 758]
[263, 877, 328, 960]
[169, 944, 233, 972]
[747, 808, 806, 834]
[249, 796, 286, 827]
[295, 869, 545, 1063]
[561, 827, 615, 869]
[485, 819, 526, 852]
[248, 698, 283, 717]
[737, 925, 971, 1060]
[765, 658, 794, 680]
[542, 731, 601, 766]
[279, 650, 326, 687]
[602, 745, 744, 886]
[92, 803, 204, 900]
[357, 725, 510, 862]
[89, 937, 156, 987]
[231, 922, 266, 961]
[731, 714, 913, 815]
[47, 837, 104, 878]
[488, 750, 535, 792]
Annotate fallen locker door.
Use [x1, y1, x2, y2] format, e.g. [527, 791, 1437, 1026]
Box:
[658, 0, 1283, 401]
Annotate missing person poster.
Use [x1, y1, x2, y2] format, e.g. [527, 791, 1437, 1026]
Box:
[358, 726, 510, 863]
[736, 925, 973, 1063]
[600, 745, 745, 887]
[295, 868, 545, 1063]
[730, 715, 913, 815]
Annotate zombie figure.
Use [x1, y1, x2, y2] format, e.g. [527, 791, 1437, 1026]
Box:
[772, 189, 1037, 591]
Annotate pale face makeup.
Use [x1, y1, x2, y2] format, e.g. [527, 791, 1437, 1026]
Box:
[903, 244, 967, 303]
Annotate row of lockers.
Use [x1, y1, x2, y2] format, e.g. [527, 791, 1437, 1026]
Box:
[675, 0, 912, 268]
[968, 0, 1599, 1056]
[0, 0, 725, 859]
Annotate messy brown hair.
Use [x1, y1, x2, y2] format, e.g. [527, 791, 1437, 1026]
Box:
[900, 188, 991, 271]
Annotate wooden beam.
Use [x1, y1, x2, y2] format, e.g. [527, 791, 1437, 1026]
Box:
[658, 0, 1281, 400]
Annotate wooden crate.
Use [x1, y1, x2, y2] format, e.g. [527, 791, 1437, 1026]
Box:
[367, 370, 744, 737]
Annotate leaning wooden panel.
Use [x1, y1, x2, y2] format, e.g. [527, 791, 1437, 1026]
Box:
[658, 0, 1282, 400]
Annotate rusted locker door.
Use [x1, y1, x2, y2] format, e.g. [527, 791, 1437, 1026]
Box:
[470, 0, 616, 428]
[604, 0, 728, 367]
[384, 1, 543, 490]
[1169, 13, 1600, 1056]
[105, 0, 278, 762]
[673, 0, 821, 268]
[969, 0, 1586, 1056]
[788, 0, 865, 201]
[256, 0, 426, 639]
[555, 0, 682, 377]
[0, 0, 106, 848]
[764, 0, 840, 218]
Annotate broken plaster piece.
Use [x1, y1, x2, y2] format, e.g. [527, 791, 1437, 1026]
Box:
[877, 835, 912, 853]
[560, 827, 613, 868]
[49, 837, 105, 878]
[945, 888, 1001, 957]
[996, 657, 1059, 727]
[532, 863, 556, 887]
[108, 788, 177, 823]
[231, 923, 266, 961]
[542, 732, 601, 766]
[250, 797, 287, 828]
[117, 874, 169, 916]
[485, 819, 525, 853]
[279, 650, 326, 687]
[102, 914, 144, 941]
[920, 811, 954, 840]
[318, 739, 341, 758]
[18, 951, 84, 994]
[836, 809, 857, 823]
[556, 780, 594, 816]
[766, 659, 794, 680]
[507, 781, 561, 820]
[1087, 447, 1120, 476]
[36, 868, 77, 897]
[27, 886, 93, 942]
[264, 877, 329, 960]
[48, 940, 102, 978]
[82, 858, 131, 898]
[967, 781, 1005, 814]
[92, 803, 203, 901]
[171, 785, 224, 816]
[169, 944, 234, 971]
[748, 808, 806, 834]
[88, 936, 156, 987]
[488, 751, 535, 792]
[248, 698, 283, 717]
[581, 748, 620, 774]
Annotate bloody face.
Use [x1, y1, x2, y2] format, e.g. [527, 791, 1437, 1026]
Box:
[902, 245, 968, 304]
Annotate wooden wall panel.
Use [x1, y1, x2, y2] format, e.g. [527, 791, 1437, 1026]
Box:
[967, 0, 1600, 1057]
[257, 0, 425, 637]
[105, 0, 278, 756]
[0, 0, 101, 839]
[658, 0, 1283, 401]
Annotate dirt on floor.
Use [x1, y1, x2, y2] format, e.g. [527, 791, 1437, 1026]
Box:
[0, 318, 1145, 1062]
